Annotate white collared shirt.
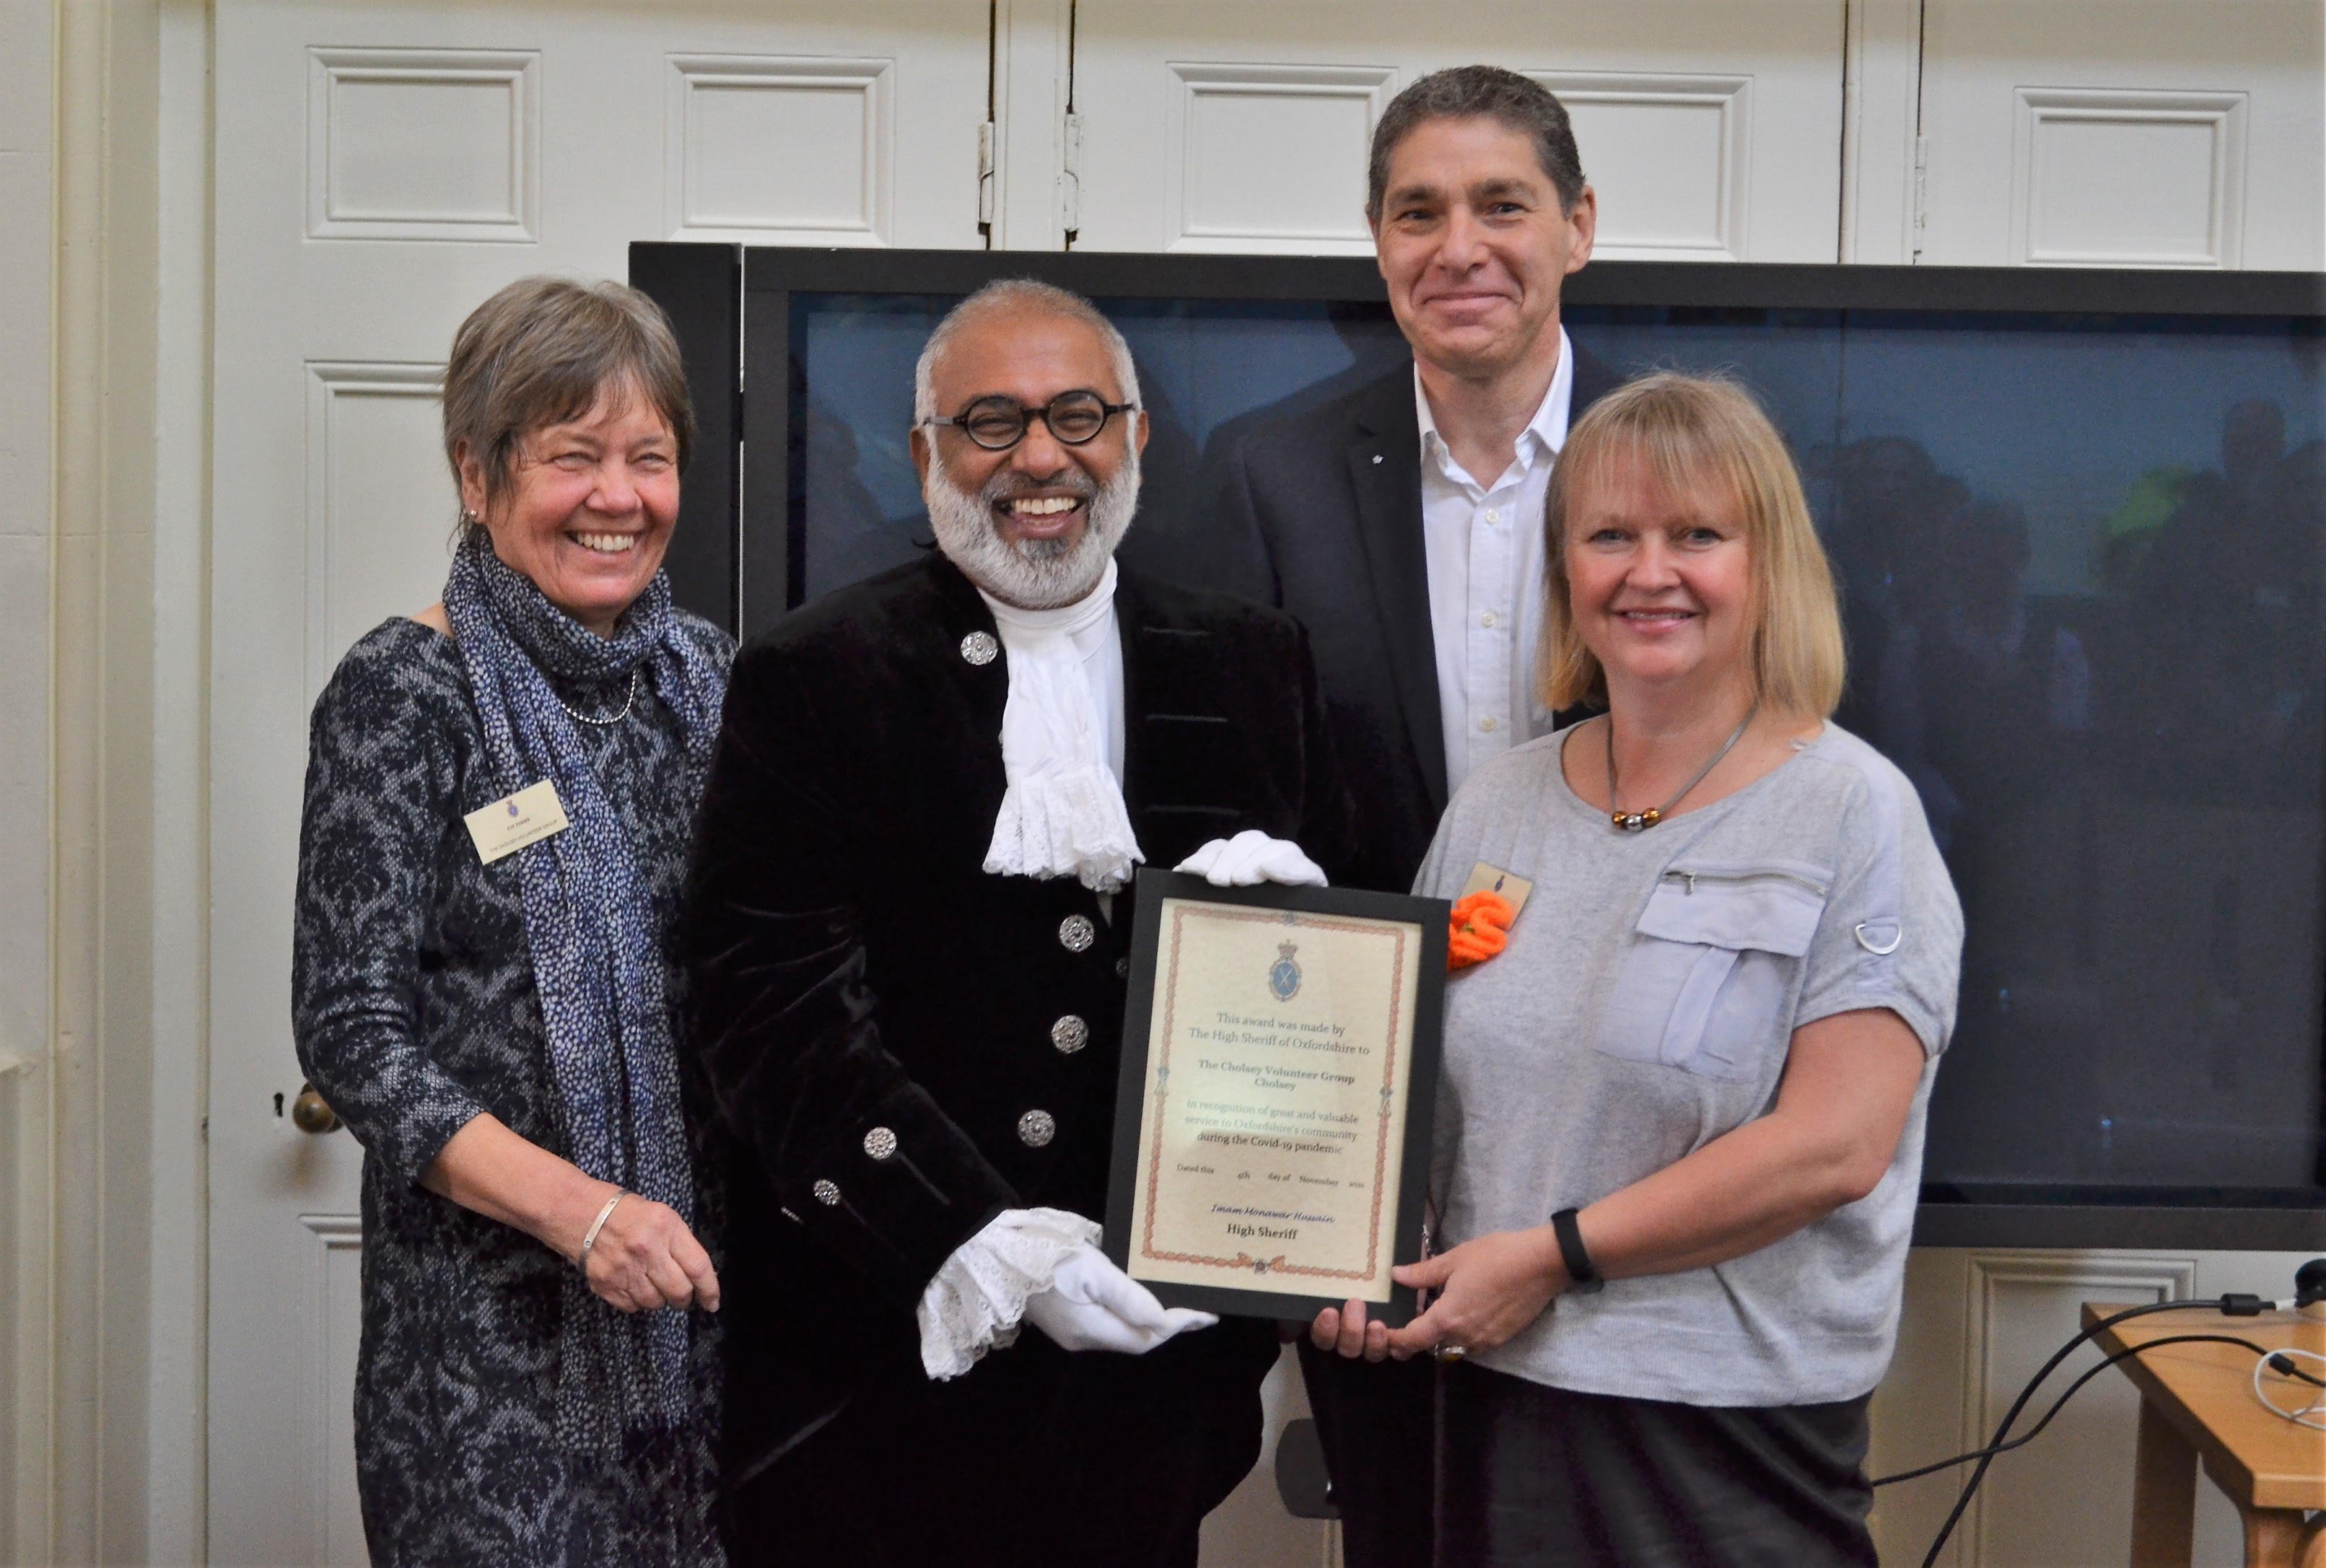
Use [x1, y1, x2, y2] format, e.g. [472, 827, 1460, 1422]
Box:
[1417, 328, 1575, 797]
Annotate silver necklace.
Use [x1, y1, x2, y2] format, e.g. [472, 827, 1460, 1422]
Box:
[556, 668, 641, 727]
[1604, 704, 1757, 832]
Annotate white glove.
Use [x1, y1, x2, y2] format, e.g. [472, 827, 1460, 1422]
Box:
[1026, 1244, 1218, 1354]
[917, 1210, 1216, 1378]
[1175, 829, 1328, 888]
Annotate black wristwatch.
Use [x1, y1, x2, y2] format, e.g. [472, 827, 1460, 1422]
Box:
[1551, 1207, 1604, 1295]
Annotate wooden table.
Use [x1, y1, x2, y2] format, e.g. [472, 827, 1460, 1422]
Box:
[2084, 1303, 2326, 1568]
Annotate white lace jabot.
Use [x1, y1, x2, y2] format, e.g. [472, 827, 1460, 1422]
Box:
[977, 559, 1142, 892]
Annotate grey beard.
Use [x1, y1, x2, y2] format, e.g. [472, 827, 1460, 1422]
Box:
[924, 447, 1140, 609]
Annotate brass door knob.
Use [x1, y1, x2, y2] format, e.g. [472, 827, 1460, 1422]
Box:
[291, 1082, 342, 1135]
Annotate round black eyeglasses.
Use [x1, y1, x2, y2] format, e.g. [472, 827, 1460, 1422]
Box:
[925, 390, 1139, 452]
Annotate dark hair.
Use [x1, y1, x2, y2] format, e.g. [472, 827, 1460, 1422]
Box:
[1366, 66, 1586, 219]
[442, 276, 696, 530]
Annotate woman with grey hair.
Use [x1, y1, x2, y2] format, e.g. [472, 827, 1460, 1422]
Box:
[293, 275, 731, 1565]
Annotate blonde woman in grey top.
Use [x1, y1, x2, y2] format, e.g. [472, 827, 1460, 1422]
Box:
[1311, 375, 1962, 1567]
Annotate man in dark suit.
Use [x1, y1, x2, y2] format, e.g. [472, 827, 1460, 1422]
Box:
[1194, 66, 1622, 1564]
[682, 279, 1354, 1567]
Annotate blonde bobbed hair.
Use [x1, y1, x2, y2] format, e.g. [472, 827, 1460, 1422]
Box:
[1539, 372, 1845, 718]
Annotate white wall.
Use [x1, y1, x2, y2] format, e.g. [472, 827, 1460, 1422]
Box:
[0, 0, 58, 1545]
[2, 3, 198, 1562]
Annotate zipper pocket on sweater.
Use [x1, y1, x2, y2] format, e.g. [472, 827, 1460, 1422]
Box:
[1662, 867, 1829, 898]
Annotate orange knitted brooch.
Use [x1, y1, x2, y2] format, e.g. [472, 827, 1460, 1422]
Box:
[1448, 890, 1516, 970]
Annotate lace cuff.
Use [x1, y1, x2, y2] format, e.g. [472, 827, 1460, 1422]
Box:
[917, 1207, 1101, 1380]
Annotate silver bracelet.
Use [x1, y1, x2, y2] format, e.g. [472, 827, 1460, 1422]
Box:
[579, 1192, 626, 1266]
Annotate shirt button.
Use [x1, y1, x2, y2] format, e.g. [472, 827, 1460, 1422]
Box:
[1480, 716, 1499, 733]
[1058, 914, 1096, 952]
[1051, 1015, 1089, 1054]
[812, 1179, 841, 1206]
[1017, 1109, 1057, 1148]
[1484, 508, 1500, 524]
[862, 1126, 897, 1161]
[1480, 611, 1498, 628]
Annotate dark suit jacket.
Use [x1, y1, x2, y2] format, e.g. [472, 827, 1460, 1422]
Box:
[678, 552, 1355, 1485]
[1197, 341, 1623, 891]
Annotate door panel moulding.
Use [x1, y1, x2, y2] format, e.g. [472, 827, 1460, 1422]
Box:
[2009, 87, 2247, 267]
[1528, 69, 1752, 261]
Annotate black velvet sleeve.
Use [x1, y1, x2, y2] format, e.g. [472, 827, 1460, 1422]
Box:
[680, 642, 1018, 1304]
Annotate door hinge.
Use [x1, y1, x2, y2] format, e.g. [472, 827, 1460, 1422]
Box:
[1060, 112, 1083, 237]
[977, 119, 997, 227]
[1911, 135, 1930, 259]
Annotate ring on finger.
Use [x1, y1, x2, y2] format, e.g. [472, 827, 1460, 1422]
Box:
[1434, 1341, 1468, 1362]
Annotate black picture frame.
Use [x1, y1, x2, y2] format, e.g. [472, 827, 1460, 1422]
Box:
[1103, 870, 1449, 1326]
[629, 240, 2326, 1252]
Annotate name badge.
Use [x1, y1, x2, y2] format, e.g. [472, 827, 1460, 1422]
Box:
[464, 779, 569, 864]
[1461, 862, 1534, 920]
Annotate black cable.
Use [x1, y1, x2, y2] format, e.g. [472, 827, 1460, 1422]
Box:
[2276, 1353, 2326, 1387]
[1910, 1296, 2271, 1568]
[1873, 1333, 2309, 1488]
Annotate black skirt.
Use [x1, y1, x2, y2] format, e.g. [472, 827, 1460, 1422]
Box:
[1434, 1359, 1878, 1568]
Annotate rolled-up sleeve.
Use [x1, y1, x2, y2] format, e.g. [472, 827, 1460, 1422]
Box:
[292, 651, 486, 1183]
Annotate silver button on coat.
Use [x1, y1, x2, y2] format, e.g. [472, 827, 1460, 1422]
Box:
[1058, 914, 1096, 952]
[862, 1126, 898, 1161]
[1050, 1015, 1088, 1054]
[1017, 1109, 1057, 1147]
[812, 1179, 841, 1206]
[960, 630, 1000, 666]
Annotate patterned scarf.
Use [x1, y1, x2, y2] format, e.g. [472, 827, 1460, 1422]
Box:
[442, 530, 727, 1455]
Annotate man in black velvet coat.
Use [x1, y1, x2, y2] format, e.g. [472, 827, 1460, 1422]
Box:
[1165, 67, 1623, 1567]
[681, 280, 1353, 1567]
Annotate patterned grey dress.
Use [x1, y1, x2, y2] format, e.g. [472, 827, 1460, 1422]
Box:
[292, 610, 730, 1567]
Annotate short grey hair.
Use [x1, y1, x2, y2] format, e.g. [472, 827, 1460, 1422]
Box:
[442, 275, 694, 530]
[1368, 66, 1587, 218]
[912, 279, 1142, 425]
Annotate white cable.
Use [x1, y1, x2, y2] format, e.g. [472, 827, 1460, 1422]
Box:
[2251, 1346, 2326, 1432]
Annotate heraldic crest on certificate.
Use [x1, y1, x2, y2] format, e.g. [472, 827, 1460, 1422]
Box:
[1106, 872, 1448, 1324]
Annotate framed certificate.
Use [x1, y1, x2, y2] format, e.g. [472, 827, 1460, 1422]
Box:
[1104, 871, 1448, 1325]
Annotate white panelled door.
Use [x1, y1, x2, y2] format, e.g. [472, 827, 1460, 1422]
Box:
[1063, 0, 1848, 260]
[206, 4, 987, 1561]
[1915, 0, 2325, 269]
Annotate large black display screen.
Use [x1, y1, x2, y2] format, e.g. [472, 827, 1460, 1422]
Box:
[635, 244, 2326, 1247]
